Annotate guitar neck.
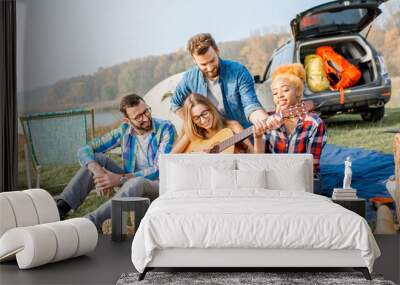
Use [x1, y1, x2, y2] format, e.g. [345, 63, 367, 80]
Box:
[217, 125, 254, 153]
[217, 110, 283, 152]
[213, 102, 310, 153]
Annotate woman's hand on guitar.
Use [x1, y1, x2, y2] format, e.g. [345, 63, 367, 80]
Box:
[201, 146, 214, 153]
[265, 114, 283, 130]
[203, 143, 225, 153]
[253, 121, 266, 139]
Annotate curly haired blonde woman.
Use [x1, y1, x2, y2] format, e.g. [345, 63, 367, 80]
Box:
[253, 63, 327, 174]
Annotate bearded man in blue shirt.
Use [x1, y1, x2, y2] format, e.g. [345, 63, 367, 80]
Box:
[55, 94, 175, 231]
[171, 33, 269, 129]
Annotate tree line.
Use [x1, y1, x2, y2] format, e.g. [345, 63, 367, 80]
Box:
[21, 8, 400, 113]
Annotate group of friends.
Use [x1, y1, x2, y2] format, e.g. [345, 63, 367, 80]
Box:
[55, 33, 327, 231]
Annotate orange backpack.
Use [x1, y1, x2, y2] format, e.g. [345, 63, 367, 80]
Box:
[315, 46, 361, 104]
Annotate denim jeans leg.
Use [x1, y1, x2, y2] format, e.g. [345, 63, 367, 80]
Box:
[85, 177, 159, 229]
[58, 153, 124, 210]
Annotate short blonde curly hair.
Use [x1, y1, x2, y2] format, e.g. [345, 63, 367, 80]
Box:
[272, 63, 306, 97]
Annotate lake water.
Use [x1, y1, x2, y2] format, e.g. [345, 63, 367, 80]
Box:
[94, 111, 122, 127]
[18, 111, 123, 134]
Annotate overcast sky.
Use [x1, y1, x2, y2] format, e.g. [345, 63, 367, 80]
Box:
[16, 0, 394, 92]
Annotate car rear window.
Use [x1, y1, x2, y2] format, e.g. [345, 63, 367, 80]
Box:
[299, 8, 369, 32]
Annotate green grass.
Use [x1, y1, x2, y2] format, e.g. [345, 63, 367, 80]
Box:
[325, 108, 400, 154]
[17, 152, 121, 219]
[17, 163, 80, 195]
[17, 162, 112, 219]
[68, 193, 109, 218]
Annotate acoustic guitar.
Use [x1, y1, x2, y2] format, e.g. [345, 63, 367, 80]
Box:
[184, 102, 313, 154]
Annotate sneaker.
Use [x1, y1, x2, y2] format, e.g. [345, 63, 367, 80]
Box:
[56, 199, 71, 220]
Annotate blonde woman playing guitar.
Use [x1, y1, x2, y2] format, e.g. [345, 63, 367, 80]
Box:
[171, 93, 256, 154]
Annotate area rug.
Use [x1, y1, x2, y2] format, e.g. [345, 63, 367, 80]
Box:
[116, 271, 396, 285]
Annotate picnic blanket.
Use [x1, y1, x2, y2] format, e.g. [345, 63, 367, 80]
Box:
[320, 144, 395, 222]
[320, 144, 394, 199]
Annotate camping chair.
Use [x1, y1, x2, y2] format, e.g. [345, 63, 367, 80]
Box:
[19, 108, 95, 189]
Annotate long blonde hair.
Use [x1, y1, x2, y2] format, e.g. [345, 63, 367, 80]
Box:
[182, 93, 225, 141]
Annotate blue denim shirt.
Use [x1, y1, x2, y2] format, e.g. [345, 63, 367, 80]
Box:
[170, 58, 263, 128]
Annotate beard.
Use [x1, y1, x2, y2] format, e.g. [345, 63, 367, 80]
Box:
[206, 70, 218, 79]
[133, 120, 152, 132]
[203, 66, 219, 80]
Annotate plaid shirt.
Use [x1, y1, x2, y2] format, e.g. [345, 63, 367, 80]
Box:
[78, 118, 176, 180]
[264, 112, 327, 173]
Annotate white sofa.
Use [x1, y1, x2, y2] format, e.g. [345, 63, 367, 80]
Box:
[0, 189, 98, 269]
[131, 153, 380, 280]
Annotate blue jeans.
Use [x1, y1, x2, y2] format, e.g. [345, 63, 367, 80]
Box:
[58, 153, 159, 228]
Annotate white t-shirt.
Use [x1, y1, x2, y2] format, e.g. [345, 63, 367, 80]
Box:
[206, 77, 225, 114]
[134, 133, 151, 172]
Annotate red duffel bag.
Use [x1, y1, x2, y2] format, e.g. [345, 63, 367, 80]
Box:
[316, 46, 361, 104]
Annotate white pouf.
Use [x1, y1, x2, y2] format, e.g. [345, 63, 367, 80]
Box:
[0, 218, 98, 269]
[0, 189, 98, 269]
[24, 189, 60, 223]
[0, 189, 59, 237]
[0, 196, 17, 237]
[1, 191, 39, 228]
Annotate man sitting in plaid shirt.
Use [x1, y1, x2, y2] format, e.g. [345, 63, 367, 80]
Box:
[56, 94, 176, 230]
[253, 63, 327, 191]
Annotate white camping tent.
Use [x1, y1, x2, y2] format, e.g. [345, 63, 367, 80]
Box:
[143, 72, 184, 133]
